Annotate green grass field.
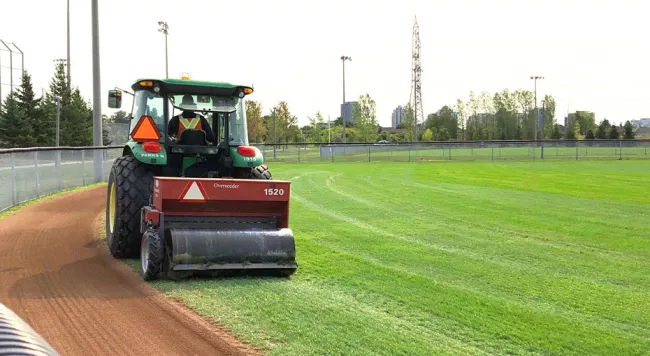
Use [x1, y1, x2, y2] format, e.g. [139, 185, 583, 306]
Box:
[126, 160, 650, 356]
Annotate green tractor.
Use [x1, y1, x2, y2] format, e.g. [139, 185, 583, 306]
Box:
[105, 77, 297, 279]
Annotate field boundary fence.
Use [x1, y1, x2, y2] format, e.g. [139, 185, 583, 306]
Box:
[1, 139, 648, 212]
[0, 146, 124, 213]
[252, 139, 650, 163]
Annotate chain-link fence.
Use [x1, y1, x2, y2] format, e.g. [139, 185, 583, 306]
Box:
[253, 139, 650, 163]
[1, 139, 648, 212]
[0, 146, 124, 213]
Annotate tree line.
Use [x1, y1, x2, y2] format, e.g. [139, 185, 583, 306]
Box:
[0, 62, 111, 148]
[248, 89, 638, 144]
[406, 89, 637, 142]
[245, 93, 380, 144]
[1, 76, 640, 149]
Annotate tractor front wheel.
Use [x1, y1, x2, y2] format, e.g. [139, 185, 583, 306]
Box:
[141, 229, 165, 281]
[105, 155, 155, 259]
[250, 164, 272, 180]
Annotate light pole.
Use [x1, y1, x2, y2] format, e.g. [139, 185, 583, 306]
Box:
[12, 43, 24, 76]
[530, 76, 544, 141]
[67, 0, 71, 87]
[91, 0, 103, 182]
[158, 21, 169, 78]
[328, 114, 331, 144]
[54, 95, 61, 146]
[341, 55, 351, 143]
[537, 100, 546, 159]
[1, 40, 13, 95]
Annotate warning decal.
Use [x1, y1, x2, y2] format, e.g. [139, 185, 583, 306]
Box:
[179, 181, 207, 201]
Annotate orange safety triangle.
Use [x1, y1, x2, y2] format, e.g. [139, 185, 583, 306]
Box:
[180, 181, 207, 201]
[131, 115, 161, 141]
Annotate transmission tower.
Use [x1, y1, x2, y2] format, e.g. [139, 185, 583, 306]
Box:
[409, 16, 424, 141]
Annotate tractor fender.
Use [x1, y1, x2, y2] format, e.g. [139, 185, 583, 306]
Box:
[123, 141, 168, 165]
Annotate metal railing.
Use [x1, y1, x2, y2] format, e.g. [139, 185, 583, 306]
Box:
[1, 139, 648, 212]
[252, 139, 650, 163]
[0, 146, 123, 213]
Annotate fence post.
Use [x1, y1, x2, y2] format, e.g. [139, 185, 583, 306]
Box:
[368, 145, 370, 162]
[449, 146, 452, 160]
[298, 144, 301, 163]
[82, 150, 86, 186]
[533, 143, 535, 161]
[491, 146, 494, 161]
[619, 140, 622, 160]
[10, 153, 17, 206]
[34, 151, 40, 198]
[575, 144, 578, 160]
[408, 145, 411, 162]
[57, 150, 62, 191]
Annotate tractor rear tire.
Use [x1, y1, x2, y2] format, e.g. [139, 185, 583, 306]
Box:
[106, 155, 155, 259]
[250, 164, 272, 180]
[141, 229, 165, 281]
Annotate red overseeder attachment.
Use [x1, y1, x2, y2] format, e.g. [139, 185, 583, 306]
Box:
[140, 176, 297, 278]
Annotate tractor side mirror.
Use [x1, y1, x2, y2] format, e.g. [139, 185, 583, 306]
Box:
[108, 89, 122, 109]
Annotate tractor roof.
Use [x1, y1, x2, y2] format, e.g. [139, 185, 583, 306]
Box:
[131, 78, 253, 97]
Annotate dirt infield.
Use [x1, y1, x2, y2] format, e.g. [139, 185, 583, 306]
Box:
[0, 186, 261, 356]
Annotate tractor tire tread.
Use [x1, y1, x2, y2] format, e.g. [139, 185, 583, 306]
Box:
[109, 155, 154, 259]
[250, 164, 272, 180]
[142, 229, 165, 281]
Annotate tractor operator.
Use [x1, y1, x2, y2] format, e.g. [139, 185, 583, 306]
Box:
[167, 94, 216, 143]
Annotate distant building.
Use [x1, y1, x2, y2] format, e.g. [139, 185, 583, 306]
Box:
[392, 106, 404, 128]
[638, 118, 650, 128]
[564, 113, 578, 128]
[340, 101, 356, 123]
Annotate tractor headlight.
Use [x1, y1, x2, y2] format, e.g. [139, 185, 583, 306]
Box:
[238, 90, 245, 98]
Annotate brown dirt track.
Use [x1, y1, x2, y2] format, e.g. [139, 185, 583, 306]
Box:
[0, 186, 261, 356]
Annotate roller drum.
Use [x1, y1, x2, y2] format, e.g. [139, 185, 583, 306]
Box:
[168, 228, 297, 271]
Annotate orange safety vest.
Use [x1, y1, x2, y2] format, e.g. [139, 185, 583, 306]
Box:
[177, 115, 203, 136]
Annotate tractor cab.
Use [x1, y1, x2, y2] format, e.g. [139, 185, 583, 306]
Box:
[107, 77, 262, 179]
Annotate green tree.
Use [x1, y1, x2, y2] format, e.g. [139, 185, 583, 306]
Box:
[401, 103, 415, 142]
[272, 101, 289, 145]
[609, 124, 620, 139]
[14, 71, 42, 146]
[436, 126, 450, 141]
[107, 110, 130, 124]
[455, 99, 466, 140]
[566, 120, 580, 140]
[542, 95, 556, 139]
[425, 106, 458, 140]
[574, 111, 596, 136]
[595, 119, 609, 139]
[551, 123, 562, 139]
[421, 128, 433, 141]
[0, 93, 32, 147]
[65, 89, 94, 146]
[352, 94, 379, 142]
[46, 61, 92, 146]
[245, 100, 265, 143]
[623, 120, 635, 139]
[307, 111, 325, 142]
[585, 130, 595, 140]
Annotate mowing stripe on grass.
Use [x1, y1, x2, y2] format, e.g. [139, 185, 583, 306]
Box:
[140, 161, 650, 356]
[291, 174, 650, 339]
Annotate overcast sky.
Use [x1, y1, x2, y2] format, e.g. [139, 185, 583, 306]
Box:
[1, 0, 648, 127]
